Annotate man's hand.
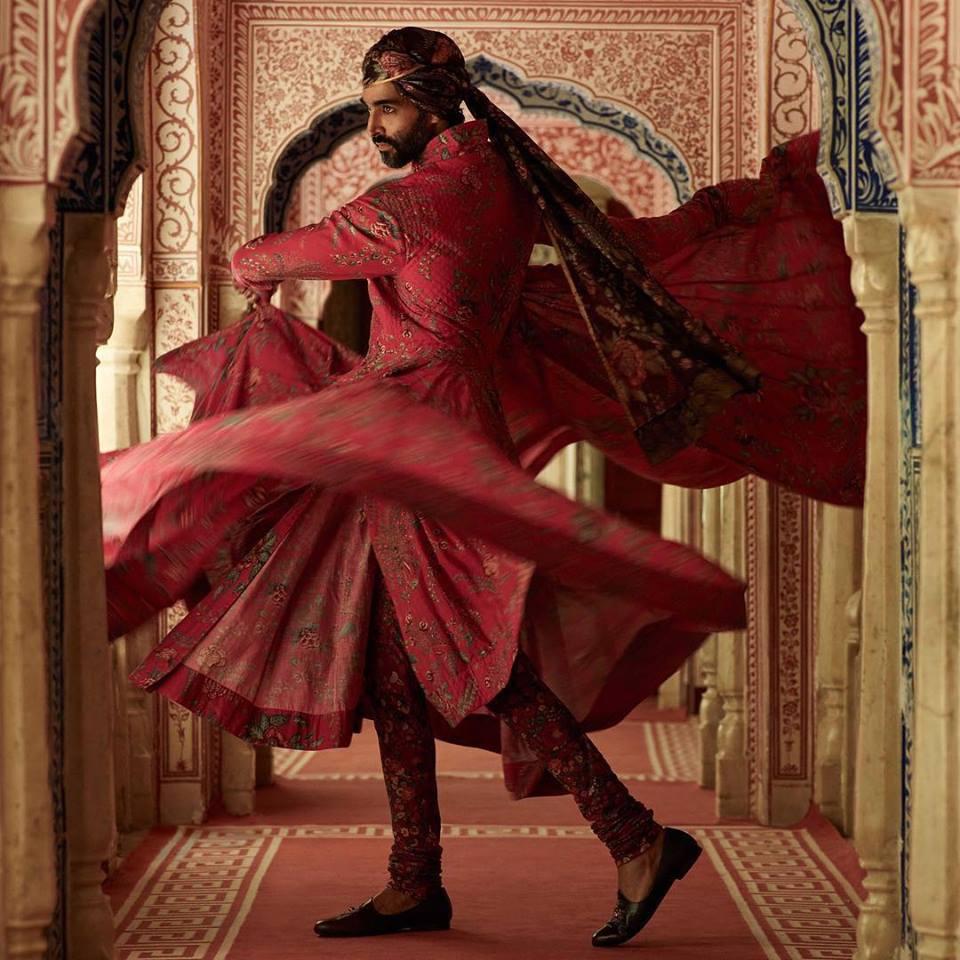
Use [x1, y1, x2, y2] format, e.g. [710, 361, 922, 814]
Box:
[231, 246, 279, 306]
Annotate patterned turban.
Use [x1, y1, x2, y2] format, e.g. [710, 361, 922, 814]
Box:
[361, 28, 759, 463]
[362, 28, 470, 120]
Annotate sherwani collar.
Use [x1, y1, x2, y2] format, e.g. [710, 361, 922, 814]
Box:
[413, 120, 492, 169]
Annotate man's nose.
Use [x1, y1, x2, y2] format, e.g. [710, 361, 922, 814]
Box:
[367, 113, 382, 137]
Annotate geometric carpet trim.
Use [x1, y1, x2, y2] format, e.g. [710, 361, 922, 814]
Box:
[113, 823, 859, 959]
[699, 827, 860, 960]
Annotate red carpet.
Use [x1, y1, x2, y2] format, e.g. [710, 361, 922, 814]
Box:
[107, 706, 862, 958]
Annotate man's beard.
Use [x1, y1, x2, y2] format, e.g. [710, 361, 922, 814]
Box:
[372, 112, 437, 168]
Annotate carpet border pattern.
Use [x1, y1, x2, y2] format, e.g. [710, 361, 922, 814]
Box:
[112, 822, 860, 959]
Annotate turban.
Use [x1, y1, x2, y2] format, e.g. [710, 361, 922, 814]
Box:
[362, 27, 469, 120]
[362, 28, 758, 462]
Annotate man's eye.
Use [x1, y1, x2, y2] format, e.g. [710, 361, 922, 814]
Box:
[383, 105, 394, 114]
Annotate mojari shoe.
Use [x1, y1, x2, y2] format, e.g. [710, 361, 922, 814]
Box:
[313, 887, 453, 937]
[591, 828, 702, 948]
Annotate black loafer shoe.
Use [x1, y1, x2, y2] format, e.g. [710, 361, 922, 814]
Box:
[313, 887, 453, 937]
[592, 827, 702, 948]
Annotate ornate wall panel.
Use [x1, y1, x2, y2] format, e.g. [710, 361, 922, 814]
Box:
[862, 0, 960, 186]
[150, 0, 201, 282]
[767, 0, 820, 147]
[210, 1, 759, 259]
[56, 0, 166, 213]
[792, 1, 896, 214]
[49, 0, 110, 185]
[146, 0, 214, 823]
[746, 480, 818, 824]
[0, 0, 47, 181]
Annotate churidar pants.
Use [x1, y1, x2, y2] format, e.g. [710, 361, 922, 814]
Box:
[365, 582, 662, 898]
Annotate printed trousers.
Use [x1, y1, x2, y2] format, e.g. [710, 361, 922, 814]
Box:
[365, 583, 662, 898]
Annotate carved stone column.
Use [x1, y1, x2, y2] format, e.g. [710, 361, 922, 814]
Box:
[900, 187, 960, 960]
[97, 345, 142, 451]
[843, 589, 862, 839]
[222, 734, 257, 816]
[658, 486, 701, 710]
[715, 480, 749, 817]
[0, 183, 57, 960]
[215, 281, 248, 330]
[100, 174, 158, 839]
[62, 211, 118, 959]
[112, 622, 158, 836]
[814, 503, 863, 832]
[98, 172, 148, 454]
[698, 487, 723, 788]
[843, 213, 902, 959]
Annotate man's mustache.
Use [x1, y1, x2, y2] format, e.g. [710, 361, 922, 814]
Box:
[372, 136, 397, 148]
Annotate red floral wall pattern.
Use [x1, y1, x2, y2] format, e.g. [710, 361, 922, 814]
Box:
[0, 0, 46, 180]
[767, 0, 819, 148]
[867, 0, 960, 185]
[206, 2, 758, 263]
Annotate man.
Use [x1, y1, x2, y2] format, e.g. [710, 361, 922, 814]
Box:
[104, 22, 862, 951]
[227, 26, 707, 947]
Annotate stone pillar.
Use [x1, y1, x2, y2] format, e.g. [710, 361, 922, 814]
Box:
[113, 622, 158, 836]
[101, 175, 158, 840]
[658, 486, 701, 710]
[814, 504, 863, 832]
[222, 734, 257, 816]
[255, 745, 275, 787]
[900, 187, 960, 960]
[698, 487, 723, 789]
[843, 213, 902, 959]
[575, 443, 605, 506]
[216, 280, 248, 330]
[0, 183, 57, 960]
[62, 211, 118, 959]
[715, 480, 750, 817]
[843, 589, 862, 839]
[97, 344, 143, 451]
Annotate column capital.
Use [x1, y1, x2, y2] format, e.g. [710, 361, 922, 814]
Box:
[63, 212, 118, 344]
[841, 213, 900, 334]
[898, 186, 959, 313]
[0, 185, 53, 298]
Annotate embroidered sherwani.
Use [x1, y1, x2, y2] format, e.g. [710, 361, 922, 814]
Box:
[101, 124, 865, 796]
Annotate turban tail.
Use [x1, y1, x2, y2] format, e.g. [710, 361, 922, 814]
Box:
[363, 28, 760, 463]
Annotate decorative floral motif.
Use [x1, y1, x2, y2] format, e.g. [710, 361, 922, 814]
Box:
[214, 3, 757, 255]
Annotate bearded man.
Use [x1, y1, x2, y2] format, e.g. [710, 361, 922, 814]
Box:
[101, 25, 865, 950]
[231, 28, 698, 945]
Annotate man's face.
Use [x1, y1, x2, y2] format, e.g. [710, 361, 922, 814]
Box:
[362, 81, 440, 168]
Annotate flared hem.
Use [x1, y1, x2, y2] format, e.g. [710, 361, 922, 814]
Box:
[140, 664, 359, 750]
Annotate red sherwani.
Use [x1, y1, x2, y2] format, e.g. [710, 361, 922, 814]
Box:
[101, 121, 864, 795]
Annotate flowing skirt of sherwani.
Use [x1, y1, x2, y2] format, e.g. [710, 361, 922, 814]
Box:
[101, 132, 864, 798]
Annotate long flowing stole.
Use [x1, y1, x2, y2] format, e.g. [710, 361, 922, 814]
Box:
[500, 131, 866, 507]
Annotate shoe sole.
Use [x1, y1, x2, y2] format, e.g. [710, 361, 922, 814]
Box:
[315, 921, 452, 937]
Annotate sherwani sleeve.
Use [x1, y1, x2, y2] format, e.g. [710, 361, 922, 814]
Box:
[230, 189, 408, 298]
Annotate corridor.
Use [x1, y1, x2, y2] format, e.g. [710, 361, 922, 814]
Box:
[107, 704, 863, 958]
